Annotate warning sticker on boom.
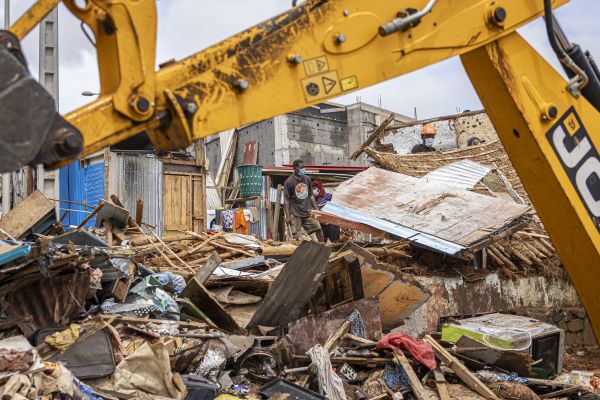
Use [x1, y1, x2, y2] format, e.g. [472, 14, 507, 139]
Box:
[303, 56, 329, 76]
[301, 71, 341, 102]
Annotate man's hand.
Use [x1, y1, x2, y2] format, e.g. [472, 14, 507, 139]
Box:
[310, 195, 319, 210]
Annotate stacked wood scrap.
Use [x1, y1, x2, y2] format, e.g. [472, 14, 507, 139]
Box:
[486, 228, 564, 278]
[128, 231, 297, 277]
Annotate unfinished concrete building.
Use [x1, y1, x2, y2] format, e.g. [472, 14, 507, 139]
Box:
[204, 101, 414, 176]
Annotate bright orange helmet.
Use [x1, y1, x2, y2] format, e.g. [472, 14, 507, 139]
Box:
[421, 124, 437, 136]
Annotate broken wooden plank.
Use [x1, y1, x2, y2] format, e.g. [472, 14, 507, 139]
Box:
[130, 234, 194, 247]
[539, 386, 583, 399]
[379, 279, 430, 330]
[0, 190, 55, 239]
[247, 241, 332, 328]
[292, 355, 391, 366]
[104, 221, 113, 245]
[393, 351, 431, 400]
[75, 200, 107, 230]
[195, 251, 222, 284]
[174, 232, 224, 259]
[351, 113, 395, 160]
[147, 226, 194, 273]
[181, 277, 245, 334]
[433, 368, 452, 400]
[135, 198, 144, 226]
[323, 320, 350, 352]
[424, 335, 500, 400]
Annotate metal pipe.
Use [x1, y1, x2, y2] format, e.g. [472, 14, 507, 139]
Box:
[1, 174, 9, 214]
[2, 1, 10, 215]
[551, 15, 573, 52]
[543, 0, 588, 94]
[4, 0, 9, 29]
[379, 0, 438, 36]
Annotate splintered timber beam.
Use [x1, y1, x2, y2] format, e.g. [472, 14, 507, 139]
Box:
[424, 335, 500, 400]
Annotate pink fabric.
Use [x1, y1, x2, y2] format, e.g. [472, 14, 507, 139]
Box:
[377, 333, 437, 370]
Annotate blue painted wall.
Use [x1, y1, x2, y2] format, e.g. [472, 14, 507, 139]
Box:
[59, 161, 105, 228]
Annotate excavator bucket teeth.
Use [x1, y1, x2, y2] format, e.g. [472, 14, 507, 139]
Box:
[0, 31, 82, 172]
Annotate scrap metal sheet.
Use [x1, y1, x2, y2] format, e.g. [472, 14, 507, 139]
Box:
[287, 297, 382, 354]
[422, 160, 491, 189]
[5, 270, 90, 335]
[327, 167, 530, 254]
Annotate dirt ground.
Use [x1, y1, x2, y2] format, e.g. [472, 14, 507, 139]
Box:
[564, 345, 600, 372]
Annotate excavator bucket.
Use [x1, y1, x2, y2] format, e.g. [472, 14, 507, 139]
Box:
[0, 30, 82, 173]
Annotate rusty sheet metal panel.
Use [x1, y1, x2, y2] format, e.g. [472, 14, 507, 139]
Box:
[247, 241, 331, 328]
[287, 297, 382, 354]
[327, 167, 530, 253]
[5, 270, 90, 335]
[423, 160, 491, 189]
[109, 153, 163, 235]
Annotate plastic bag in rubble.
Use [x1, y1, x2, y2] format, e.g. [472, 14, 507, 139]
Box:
[193, 340, 227, 380]
[555, 371, 600, 391]
[130, 276, 180, 316]
[307, 344, 347, 400]
[475, 370, 529, 385]
[152, 272, 186, 294]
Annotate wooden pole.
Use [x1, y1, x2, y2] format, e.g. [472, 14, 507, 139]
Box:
[135, 198, 144, 226]
[76, 200, 106, 229]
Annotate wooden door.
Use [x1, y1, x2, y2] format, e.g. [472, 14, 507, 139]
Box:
[163, 173, 192, 236]
[163, 172, 206, 236]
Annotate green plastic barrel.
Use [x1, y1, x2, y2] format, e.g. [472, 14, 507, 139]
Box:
[236, 164, 263, 197]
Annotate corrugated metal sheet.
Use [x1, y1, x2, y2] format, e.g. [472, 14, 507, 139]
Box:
[59, 160, 105, 228]
[109, 153, 163, 235]
[323, 202, 465, 255]
[5, 270, 90, 335]
[206, 174, 222, 210]
[326, 167, 530, 255]
[423, 160, 492, 189]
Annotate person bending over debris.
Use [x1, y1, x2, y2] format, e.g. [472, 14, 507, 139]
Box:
[284, 159, 325, 242]
[312, 179, 340, 242]
[411, 123, 437, 154]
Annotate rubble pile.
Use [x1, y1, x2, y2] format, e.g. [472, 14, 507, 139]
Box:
[0, 188, 597, 399]
[363, 143, 564, 278]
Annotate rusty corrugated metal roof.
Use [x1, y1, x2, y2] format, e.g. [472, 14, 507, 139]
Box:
[4, 270, 90, 335]
[326, 167, 530, 254]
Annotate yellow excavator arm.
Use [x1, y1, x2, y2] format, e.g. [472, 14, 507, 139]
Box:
[2, 0, 600, 341]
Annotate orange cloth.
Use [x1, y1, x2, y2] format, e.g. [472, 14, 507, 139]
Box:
[234, 209, 249, 234]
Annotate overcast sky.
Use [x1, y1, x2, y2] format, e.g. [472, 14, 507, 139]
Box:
[2, 0, 599, 120]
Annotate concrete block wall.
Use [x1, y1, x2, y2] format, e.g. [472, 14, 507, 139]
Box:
[379, 111, 499, 155]
[234, 119, 277, 167]
[347, 103, 415, 164]
[380, 119, 458, 154]
[284, 113, 348, 165]
[397, 273, 581, 337]
[517, 307, 598, 347]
